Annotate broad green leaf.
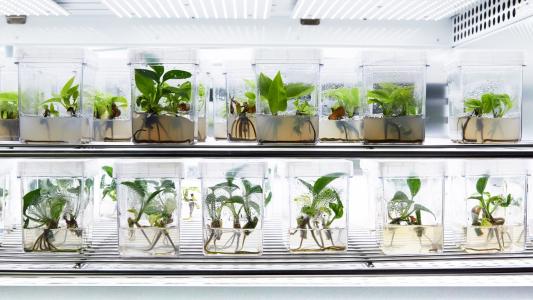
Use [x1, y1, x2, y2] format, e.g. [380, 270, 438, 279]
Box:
[121, 180, 146, 198]
[390, 191, 410, 203]
[267, 71, 287, 114]
[149, 65, 164, 77]
[476, 176, 488, 194]
[245, 91, 256, 100]
[102, 166, 113, 178]
[297, 178, 314, 193]
[258, 73, 272, 98]
[135, 69, 156, 96]
[406, 177, 421, 198]
[162, 70, 192, 82]
[225, 195, 245, 205]
[285, 82, 314, 99]
[50, 197, 67, 221]
[312, 172, 344, 196]
[22, 188, 41, 214]
[248, 201, 261, 215]
[60, 76, 75, 98]
[136, 68, 160, 83]
[413, 203, 435, 219]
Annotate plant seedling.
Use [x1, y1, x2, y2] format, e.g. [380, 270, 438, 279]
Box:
[323, 87, 360, 120]
[42, 76, 79, 117]
[22, 179, 87, 251]
[0, 91, 18, 119]
[258, 71, 315, 116]
[92, 91, 128, 120]
[229, 79, 257, 140]
[100, 165, 116, 202]
[291, 172, 345, 251]
[460, 93, 514, 143]
[467, 176, 514, 250]
[367, 82, 418, 117]
[121, 179, 178, 252]
[204, 167, 263, 254]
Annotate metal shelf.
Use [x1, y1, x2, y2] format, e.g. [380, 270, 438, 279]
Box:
[1, 218, 533, 277]
[1, 139, 533, 158]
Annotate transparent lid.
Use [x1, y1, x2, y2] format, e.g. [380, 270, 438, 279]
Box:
[371, 160, 445, 178]
[321, 57, 361, 73]
[14, 47, 90, 63]
[253, 48, 322, 64]
[286, 160, 353, 178]
[128, 48, 197, 64]
[18, 160, 87, 177]
[223, 60, 254, 73]
[459, 159, 527, 176]
[200, 160, 266, 178]
[362, 50, 427, 66]
[115, 160, 183, 178]
[451, 50, 525, 67]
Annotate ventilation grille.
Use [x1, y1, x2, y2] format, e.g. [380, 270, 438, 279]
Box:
[453, 0, 530, 44]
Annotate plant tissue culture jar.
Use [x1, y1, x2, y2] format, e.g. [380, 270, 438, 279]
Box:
[91, 56, 132, 142]
[225, 61, 257, 142]
[129, 48, 198, 144]
[362, 51, 427, 144]
[448, 51, 523, 143]
[16, 48, 93, 144]
[116, 161, 182, 257]
[212, 70, 228, 140]
[374, 160, 444, 255]
[453, 160, 526, 253]
[196, 70, 208, 142]
[319, 58, 363, 142]
[0, 167, 10, 245]
[201, 160, 265, 255]
[254, 48, 321, 144]
[19, 160, 93, 252]
[286, 160, 351, 253]
[0, 62, 19, 141]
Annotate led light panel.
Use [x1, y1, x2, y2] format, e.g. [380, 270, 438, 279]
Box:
[101, 0, 272, 19]
[292, 0, 481, 21]
[0, 0, 69, 16]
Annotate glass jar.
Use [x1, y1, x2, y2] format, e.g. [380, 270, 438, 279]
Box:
[16, 48, 93, 144]
[116, 160, 182, 256]
[320, 59, 363, 142]
[0, 61, 19, 141]
[362, 51, 427, 144]
[129, 48, 198, 144]
[95, 162, 117, 219]
[18, 160, 93, 252]
[201, 160, 265, 255]
[286, 160, 351, 253]
[0, 166, 10, 245]
[448, 51, 523, 143]
[449, 160, 526, 253]
[371, 160, 444, 255]
[212, 71, 228, 140]
[91, 57, 132, 142]
[196, 71, 209, 142]
[254, 48, 321, 144]
[225, 61, 257, 142]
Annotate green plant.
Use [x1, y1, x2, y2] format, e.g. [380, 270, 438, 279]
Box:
[229, 79, 258, 141]
[100, 166, 116, 202]
[291, 173, 345, 251]
[387, 177, 435, 226]
[464, 93, 513, 118]
[258, 71, 315, 115]
[468, 176, 513, 227]
[22, 179, 86, 251]
[323, 87, 360, 119]
[121, 179, 177, 251]
[0, 91, 18, 119]
[42, 76, 80, 117]
[92, 91, 128, 120]
[204, 167, 263, 254]
[367, 83, 418, 117]
[134, 65, 192, 115]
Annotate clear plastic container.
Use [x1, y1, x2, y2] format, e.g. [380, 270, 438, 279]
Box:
[373, 160, 444, 255]
[18, 160, 93, 252]
[0, 62, 19, 141]
[450, 160, 526, 253]
[212, 71, 228, 140]
[0, 167, 10, 245]
[95, 163, 117, 219]
[286, 160, 352, 253]
[16, 48, 93, 144]
[201, 160, 265, 255]
[362, 51, 427, 144]
[116, 161, 182, 256]
[448, 51, 523, 143]
[129, 48, 198, 144]
[254, 48, 321, 144]
[197, 71, 209, 142]
[91, 58, 132, 141]
[225, 61, 257, 142]
[320, 59, 363, 142]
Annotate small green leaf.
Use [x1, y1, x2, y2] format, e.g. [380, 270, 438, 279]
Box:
[476, 176, 488, 194]
[285, 82, 314, 99]
[267, 71, 287, 115]
[312, 172, 345, 196]
[149, 65, 164, 77]
[390, 191, 410, 202]
[406, 177, 421, 198]
[102, 166, 113, 178]
[413, 203, 435, 220]
[162, 70, 192, 82]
